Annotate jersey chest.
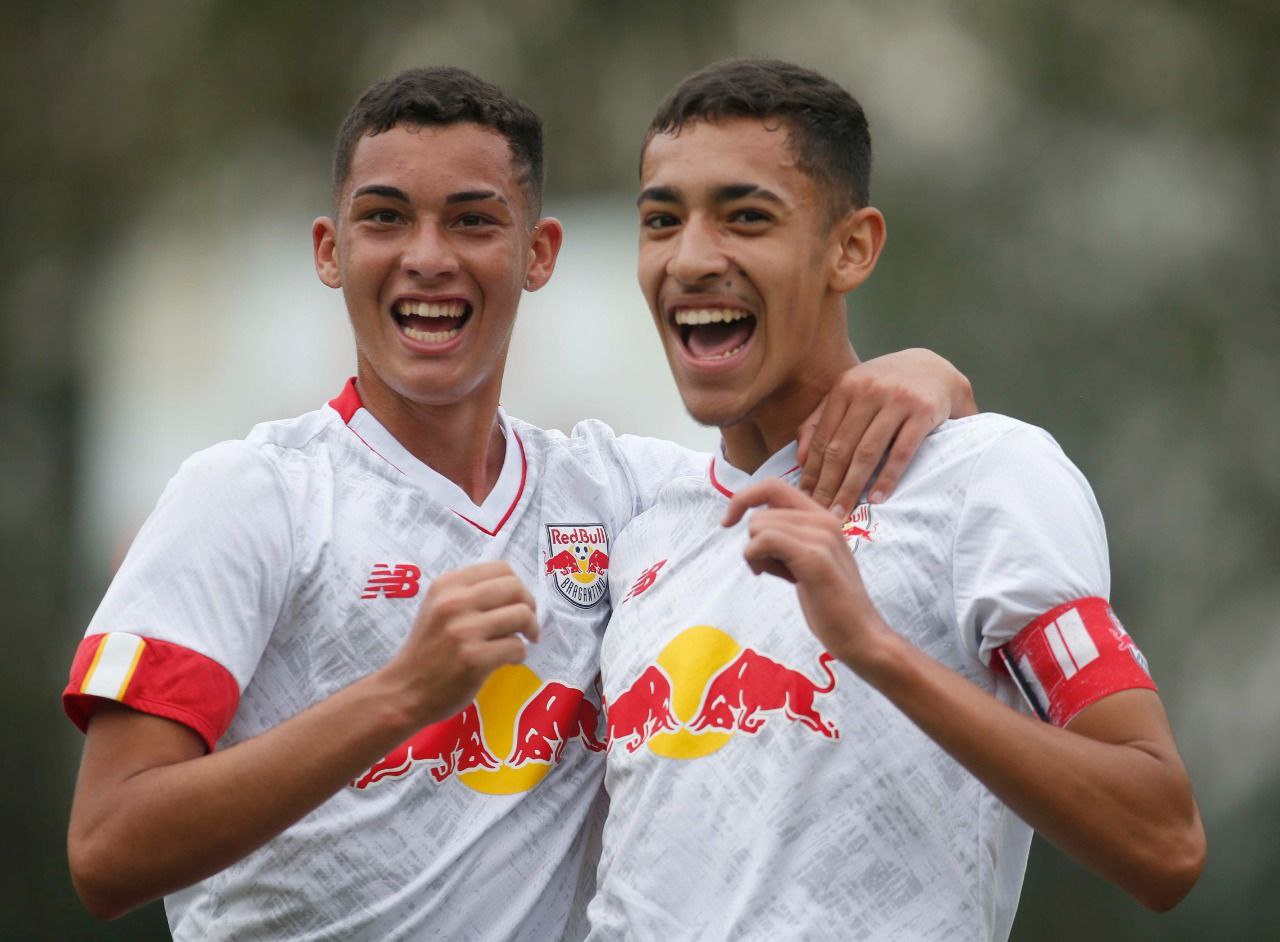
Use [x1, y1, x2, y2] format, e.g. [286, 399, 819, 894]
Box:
[601, 483, 990, 759]
[240, 459, 623, 725]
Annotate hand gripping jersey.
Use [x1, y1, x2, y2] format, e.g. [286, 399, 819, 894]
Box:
[62, 379, 702, 942]
[588, 414, 1155, 942]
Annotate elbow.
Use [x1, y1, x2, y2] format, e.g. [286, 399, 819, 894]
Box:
[68, 830, 143, 921]
[1131, 816, 1207, 912]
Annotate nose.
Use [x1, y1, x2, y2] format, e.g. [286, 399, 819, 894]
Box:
[401, 221, 459, 280]
[668, 215, 729, 285]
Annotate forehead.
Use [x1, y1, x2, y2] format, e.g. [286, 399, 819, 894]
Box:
[343, 122, 525, 207]
[639, 118, 813, 201]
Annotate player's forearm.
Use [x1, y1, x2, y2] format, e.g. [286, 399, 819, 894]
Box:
[68, 669, 423, 919]
[851, 629, 1204, 910]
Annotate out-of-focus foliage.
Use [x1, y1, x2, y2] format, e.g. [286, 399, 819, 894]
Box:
[2, 1, 1275, 938]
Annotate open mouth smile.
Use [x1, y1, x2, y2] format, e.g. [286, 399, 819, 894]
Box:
[672, 307, 757, 361]
[392, 299, 472, 343]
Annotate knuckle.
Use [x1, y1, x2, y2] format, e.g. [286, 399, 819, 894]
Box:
[853, 442, 881, 464]
[822, 441, 849, 461]
[432, 594, 462, 620]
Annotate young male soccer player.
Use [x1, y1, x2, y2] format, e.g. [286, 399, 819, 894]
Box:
[590, 59, 1206, 940]
[62, 67, 974, 939]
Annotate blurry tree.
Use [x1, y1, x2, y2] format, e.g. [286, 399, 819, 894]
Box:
[2, 1, 1275, 938]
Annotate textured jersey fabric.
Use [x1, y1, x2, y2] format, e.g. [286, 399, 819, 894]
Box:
[588, 413, 1138, 942]
[63, 379, 702, 942]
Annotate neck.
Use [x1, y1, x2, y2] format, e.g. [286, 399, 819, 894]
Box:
[720, 341, 859, 474]
[355, 374, 506, 504]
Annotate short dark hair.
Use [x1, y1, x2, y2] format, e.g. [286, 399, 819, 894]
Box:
[332, 66, 544, 217]
[645, 58, 871, 217]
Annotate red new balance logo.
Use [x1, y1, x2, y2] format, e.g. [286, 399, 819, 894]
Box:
[622, 559, 667, 603]
[362, 564, 422, 599]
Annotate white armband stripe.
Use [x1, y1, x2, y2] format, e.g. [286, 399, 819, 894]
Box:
[81, 632, 146, 700]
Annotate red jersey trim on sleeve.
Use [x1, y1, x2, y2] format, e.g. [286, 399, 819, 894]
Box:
[63, 633, 241, 752]
[995, 597, 1156, 728]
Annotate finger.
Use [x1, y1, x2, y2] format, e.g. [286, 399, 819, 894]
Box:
[797, 401, 820, 469]
[451, 602, 540, 644]
[797, 382, 857, 469]
[742, 529, 806, 583]
[826, 409, 906, 514]
[723, 479, 814, 526]
[450, 574, 537, 621]
[809, 405, 899, 513]
[865, 413, 932, 503]
[747, 556, 797, 583]
[436, 559, 518, 589]
[461, 635, 531, 672]
[799, 396, 873, 497]
[746, 507, 833, 540]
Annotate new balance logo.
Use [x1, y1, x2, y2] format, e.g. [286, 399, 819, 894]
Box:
[622, 559, 667, 603]
[362, 564, 421, 599]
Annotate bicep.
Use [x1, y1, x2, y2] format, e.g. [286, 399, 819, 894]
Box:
[72, 704, 207, 825]
[1064, 688, 1181, 758]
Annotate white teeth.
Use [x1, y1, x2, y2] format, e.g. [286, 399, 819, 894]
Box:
[395, 300, 467, 318]
[701, 341, 748, 360]
[673, 308, 751, 326]
[403, 326, 460, 343]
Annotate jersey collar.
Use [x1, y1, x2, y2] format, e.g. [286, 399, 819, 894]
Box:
[327, 378, 526, 536]
[708, 440, 802, 498]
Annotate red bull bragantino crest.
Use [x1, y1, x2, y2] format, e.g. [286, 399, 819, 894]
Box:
[544, 524, 609, 608]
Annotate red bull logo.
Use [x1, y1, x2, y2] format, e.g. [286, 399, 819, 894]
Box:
[841, 503, 876, 551]
[353, 704, 498, 788]
[604, 665, 679, 753]
[604, 626, 840, 760]
[352, 666, 605, 793]
[545, 524, 609, 608]
[508, 680, 606, 765]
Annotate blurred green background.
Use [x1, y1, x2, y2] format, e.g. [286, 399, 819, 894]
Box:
[3, 1, 1276, 938]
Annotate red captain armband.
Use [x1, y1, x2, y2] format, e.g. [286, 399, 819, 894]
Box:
[995, 597, 1156, 728]
[63, 633, 241, 752]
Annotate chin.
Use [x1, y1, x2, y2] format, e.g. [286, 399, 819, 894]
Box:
[677, 389, 754, 431]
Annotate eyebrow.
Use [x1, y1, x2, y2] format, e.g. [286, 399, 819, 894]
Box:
[714, 183, 784, 205]
[349, 186, 509, 207]
[637, 185, 679, 206]
[446, 189, 508, 206]
[636, 183, 785, 206]
[351, 184, 409, 202]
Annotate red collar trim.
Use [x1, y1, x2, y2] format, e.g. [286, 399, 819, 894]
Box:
[709, 456, 734, 498]
[326, 377, 526, 537]
[708, 455, 801, 499]
[453, 429, 527, 536]
[328, 377, 362, 423]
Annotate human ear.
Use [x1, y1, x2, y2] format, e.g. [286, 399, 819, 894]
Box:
[829, 206, 885, 294]
[312, 217, 341, 289]
[523, 217, 564, 292]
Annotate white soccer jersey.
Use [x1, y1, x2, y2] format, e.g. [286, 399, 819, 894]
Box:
[63, 379, 703, 942]
[589, 413, 1152, 942]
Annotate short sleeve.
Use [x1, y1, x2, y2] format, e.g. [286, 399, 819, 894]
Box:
[601, 431, 708, 518]
[63, 440, 293, 750]
[951, 425, 1110, 666]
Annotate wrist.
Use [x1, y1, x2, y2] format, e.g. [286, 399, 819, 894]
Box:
[362, 660, 437, 736]
[838, 618, 910, 685]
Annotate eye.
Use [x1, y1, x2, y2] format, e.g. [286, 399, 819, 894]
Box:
[641, 212, 680, 231]
[454, 213, 493, 228]
[729, 208, 771, 225]
[364, 208, 404, 225]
